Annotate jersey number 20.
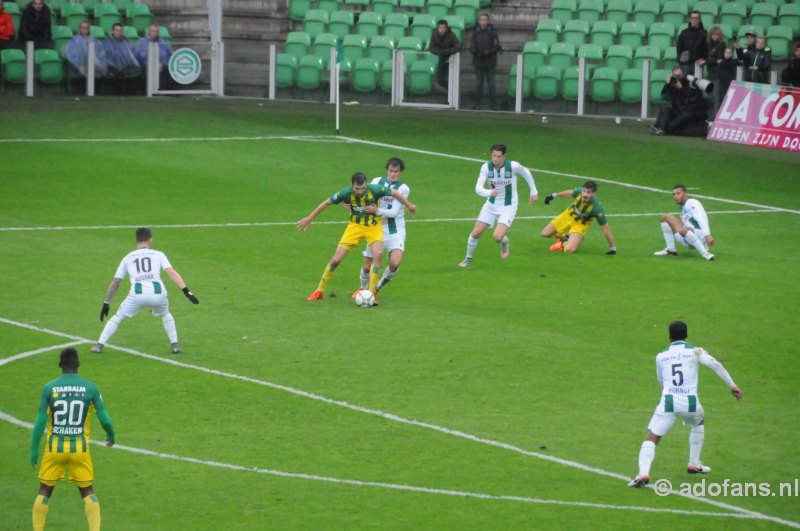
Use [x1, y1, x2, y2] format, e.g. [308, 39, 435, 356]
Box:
[53, 399, 85, 426]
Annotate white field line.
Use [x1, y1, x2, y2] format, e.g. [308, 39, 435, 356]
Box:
[0, 341, 87, 367]
[0, 135, 342, 143]
[0, 209, 784, 233]
[2, 319, 798, 528]
[0, 409, 771, 523]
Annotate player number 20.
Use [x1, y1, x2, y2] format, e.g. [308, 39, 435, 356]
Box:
[52, 399, 85, 426]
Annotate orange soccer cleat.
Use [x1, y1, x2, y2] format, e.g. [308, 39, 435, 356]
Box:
[372, 291, 379, 307]
[351, 289, 361, 299]
[549, 240, 564, 252]
[306, 290, 324, 301]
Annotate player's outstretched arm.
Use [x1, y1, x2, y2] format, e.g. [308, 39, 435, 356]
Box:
[297, 199, 333, 230]
[731, 386, 743, 401]
[602, 224, 617, 255]
[391, 189, 416, 216]
[544, 189, 574, 205]
[96, 409, 116, 447]
[30, 412, 47, 468]
[165, 268, 199, 303]
[100, 278, 122, 321]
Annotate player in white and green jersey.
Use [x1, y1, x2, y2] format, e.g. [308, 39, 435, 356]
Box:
[459, 143, 538, 267]
[628, 321, 742, 488]
[30, 347, 115, 531]
[90, 227, 200, 355]
[353, 158, 411, 298]
[654, 184, 715, 260]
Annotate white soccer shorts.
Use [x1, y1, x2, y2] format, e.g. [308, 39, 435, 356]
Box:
[363, 232, 405, 258]
[477, 202, 517, 228]
[117, 293, 170, 318]
[675, 228, 710, 248]
[647, 398, 705, 437]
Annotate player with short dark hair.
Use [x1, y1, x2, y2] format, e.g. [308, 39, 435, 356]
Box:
[30, 347, 116, 531]
[654, 184, 715, 260]
[541, 180, 617, 254]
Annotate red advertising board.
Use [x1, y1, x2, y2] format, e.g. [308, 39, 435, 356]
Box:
[707, 81, 800, 153]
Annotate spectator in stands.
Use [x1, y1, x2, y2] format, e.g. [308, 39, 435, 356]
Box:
[704, 26, 725, 113]
[104, 23, 140, 78]
[743, 35, 771, 84]
[135, 24, 172, 76]
[471, 13, 500, 110]
[0, 0, 15, 49]
[67, 20, 108, 77]
[781, 45, 800, 87]
[733, 29, 756, 66]
[718, 45, 738, 100]
[649, 65, 708, 136]
[18, 0, 51, 49]
[429, 19, 460, 92]
[676, 10, 706, 76]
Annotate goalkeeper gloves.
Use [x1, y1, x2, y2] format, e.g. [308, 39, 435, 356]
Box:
[183, 287, 200, 304]
[544, 194, 555, 205]
[100, 302, 110, 322]
[606, 247, 617, 255]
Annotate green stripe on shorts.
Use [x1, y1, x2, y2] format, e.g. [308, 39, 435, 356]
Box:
[664, 394, 674, 413]
[688, 395, 697, 413]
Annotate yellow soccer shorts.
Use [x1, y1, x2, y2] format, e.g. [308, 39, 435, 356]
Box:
[551, 209, 593, 238]
[338, 222, 383, 251]
[39, 447, 94, 488]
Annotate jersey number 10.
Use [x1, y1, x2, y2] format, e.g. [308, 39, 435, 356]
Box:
[133, 257, 152, 274]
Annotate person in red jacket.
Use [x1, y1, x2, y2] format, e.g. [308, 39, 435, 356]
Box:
[0, 0, 16, 48]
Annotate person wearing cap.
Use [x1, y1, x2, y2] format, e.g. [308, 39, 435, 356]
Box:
[733, 30, 756, 66]
[743, 35, 771, 84]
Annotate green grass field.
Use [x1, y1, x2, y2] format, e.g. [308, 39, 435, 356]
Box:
[1, 97, 798, 530]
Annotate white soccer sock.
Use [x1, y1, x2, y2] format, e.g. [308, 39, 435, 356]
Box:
[689, 425, 705, 465]
[466, 235, 479, 259]
[638, 440, 657, 477]
[161, 313, 178, 343]
[97, 314, 123, 345]
[377, 267, 396, 291]
[359, 268, 370, 290]
[683, 230, 709, 256]
[661, 222, 676, 251]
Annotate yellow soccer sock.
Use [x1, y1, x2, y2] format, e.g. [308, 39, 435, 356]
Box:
[83, 495, 101, 531]
[32, 494, 49, 531]
[368, 265, 380, 293]
[316, 263, 335, 292]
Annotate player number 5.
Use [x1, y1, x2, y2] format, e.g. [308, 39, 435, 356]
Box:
[671, 363, 684, 386]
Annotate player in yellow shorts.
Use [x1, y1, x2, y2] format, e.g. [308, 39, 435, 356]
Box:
[30, 347, 115, 531]
[540, 180, 618, 254]
[298, 172, 416, 303]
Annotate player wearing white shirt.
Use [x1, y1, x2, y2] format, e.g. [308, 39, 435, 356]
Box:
[459, 143, 538, 267]
[629, 321, 742, 488]
[353, 158, 410, 301]
[90, 227, 200, 355]
[654, 184, 715, 261]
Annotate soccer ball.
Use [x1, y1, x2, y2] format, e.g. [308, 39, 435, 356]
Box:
[354, 290, 375, 308]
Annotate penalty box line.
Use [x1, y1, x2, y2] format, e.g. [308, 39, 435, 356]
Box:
[0, 410, 769, 523]
[0, 317, 797, 528]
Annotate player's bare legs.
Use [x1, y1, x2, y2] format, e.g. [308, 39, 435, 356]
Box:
[564, 232, 584, 254]
[460, 221, 490, 266]
[493, 223, 511, 259]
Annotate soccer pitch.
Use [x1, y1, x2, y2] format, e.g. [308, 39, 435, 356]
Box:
[0, 97, 798, 530]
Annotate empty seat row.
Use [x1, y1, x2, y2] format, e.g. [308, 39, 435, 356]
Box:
[290, 0, 490, 23]
[522, 41, 678, 74]
[301, 10, 467, 42]
[1, 48, 64, 86]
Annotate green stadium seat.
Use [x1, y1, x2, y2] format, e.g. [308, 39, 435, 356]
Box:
[549, 0, 576, 25]
[453, 0, 479, 29]
[533, 65, 561, 100]
[396, 35, 423, 65]
[275, 53, 297, 88]
[578, 42, 603, 62]
[328, 11, 354, 39]
[647, 22, 675, 52]
[736, 0, 756, 10]
[577, 0, 603, 24]
[712, 23, 732, 41]
[634, 45, 661, 68]
[619, 21, 646, 48]
[660, 0, 688, 29]
[296, 54, 323, 90]
[48, 0, 66, 15]
[379, 59, 393, 93]
[590, 66, 618, 102]
[718, 2, 746, 34]
[692, 1, 718, 29]
[662, 45, 677, 65]
[479, 0, 491, 7]
[123, 25, 139, 41]
[633, 0, 659, 28]
[111, 0, 132, 13]
[561, 65, 582, 101]
[368, 35, 395, 62]
[534, 18, 562, 46]
[81, 0, 99, 16]
[507, 64, 532, 98]
[352, 57, 380, 92]
[590, 20, 618, 53]
[619, 67, 643, 103]
[766, 25, 792, 61]
[311, 32, 338, 68]
[357, 11, 383, 41]
[407, 59, 434, 94]
[736, 24, 762, 46]
[317, 0, 341, 13]
[444, 15, 464, 41]
[94, 3, 121, 34]
[159, 26, 173, 43]
[125, 3, 153, 35]
[549, 42, 576, 69]
[35, 48, 63, 85]
[426, 0, 452, 19]
[372, 0, 398, 16]
[749, 3, 777, 31]
[289, 0, 313, 23]
[522, 41, 548, 78]
[52, 25, 73, 57]
[762, 0, 787, 9]
[341, 34, 368, 62]
[383, 13, 409, 41]
[285, 31, 312, 58]
[399, 0, 425, 11]
[409, 14, 435, 46]
[90, 25, 105, 40]
[605, 44, 633, 72]
[302, 9, 329, 40]
[563, 19, 589, 48]
[778, 3, 800, 37]
[61, 2, 87, 33]
[650, 68, 670, 103]
[1, 48, 27, 85]
[605, 0, 632, 27]
[344, 0, 371, 11]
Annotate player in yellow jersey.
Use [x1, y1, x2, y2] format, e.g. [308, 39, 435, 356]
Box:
[30, 347, 115, 531]
[540, 180, 617, 255]
[298, 172, 417, 303]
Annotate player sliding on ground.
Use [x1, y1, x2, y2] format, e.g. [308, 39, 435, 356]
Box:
[298, 172, 416, 305]
[654, 184, 715, 261]
[540, 180, 617, 255]
[629, 320, 742, 488]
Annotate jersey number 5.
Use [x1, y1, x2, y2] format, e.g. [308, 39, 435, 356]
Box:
[671, 363, 684, 386]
